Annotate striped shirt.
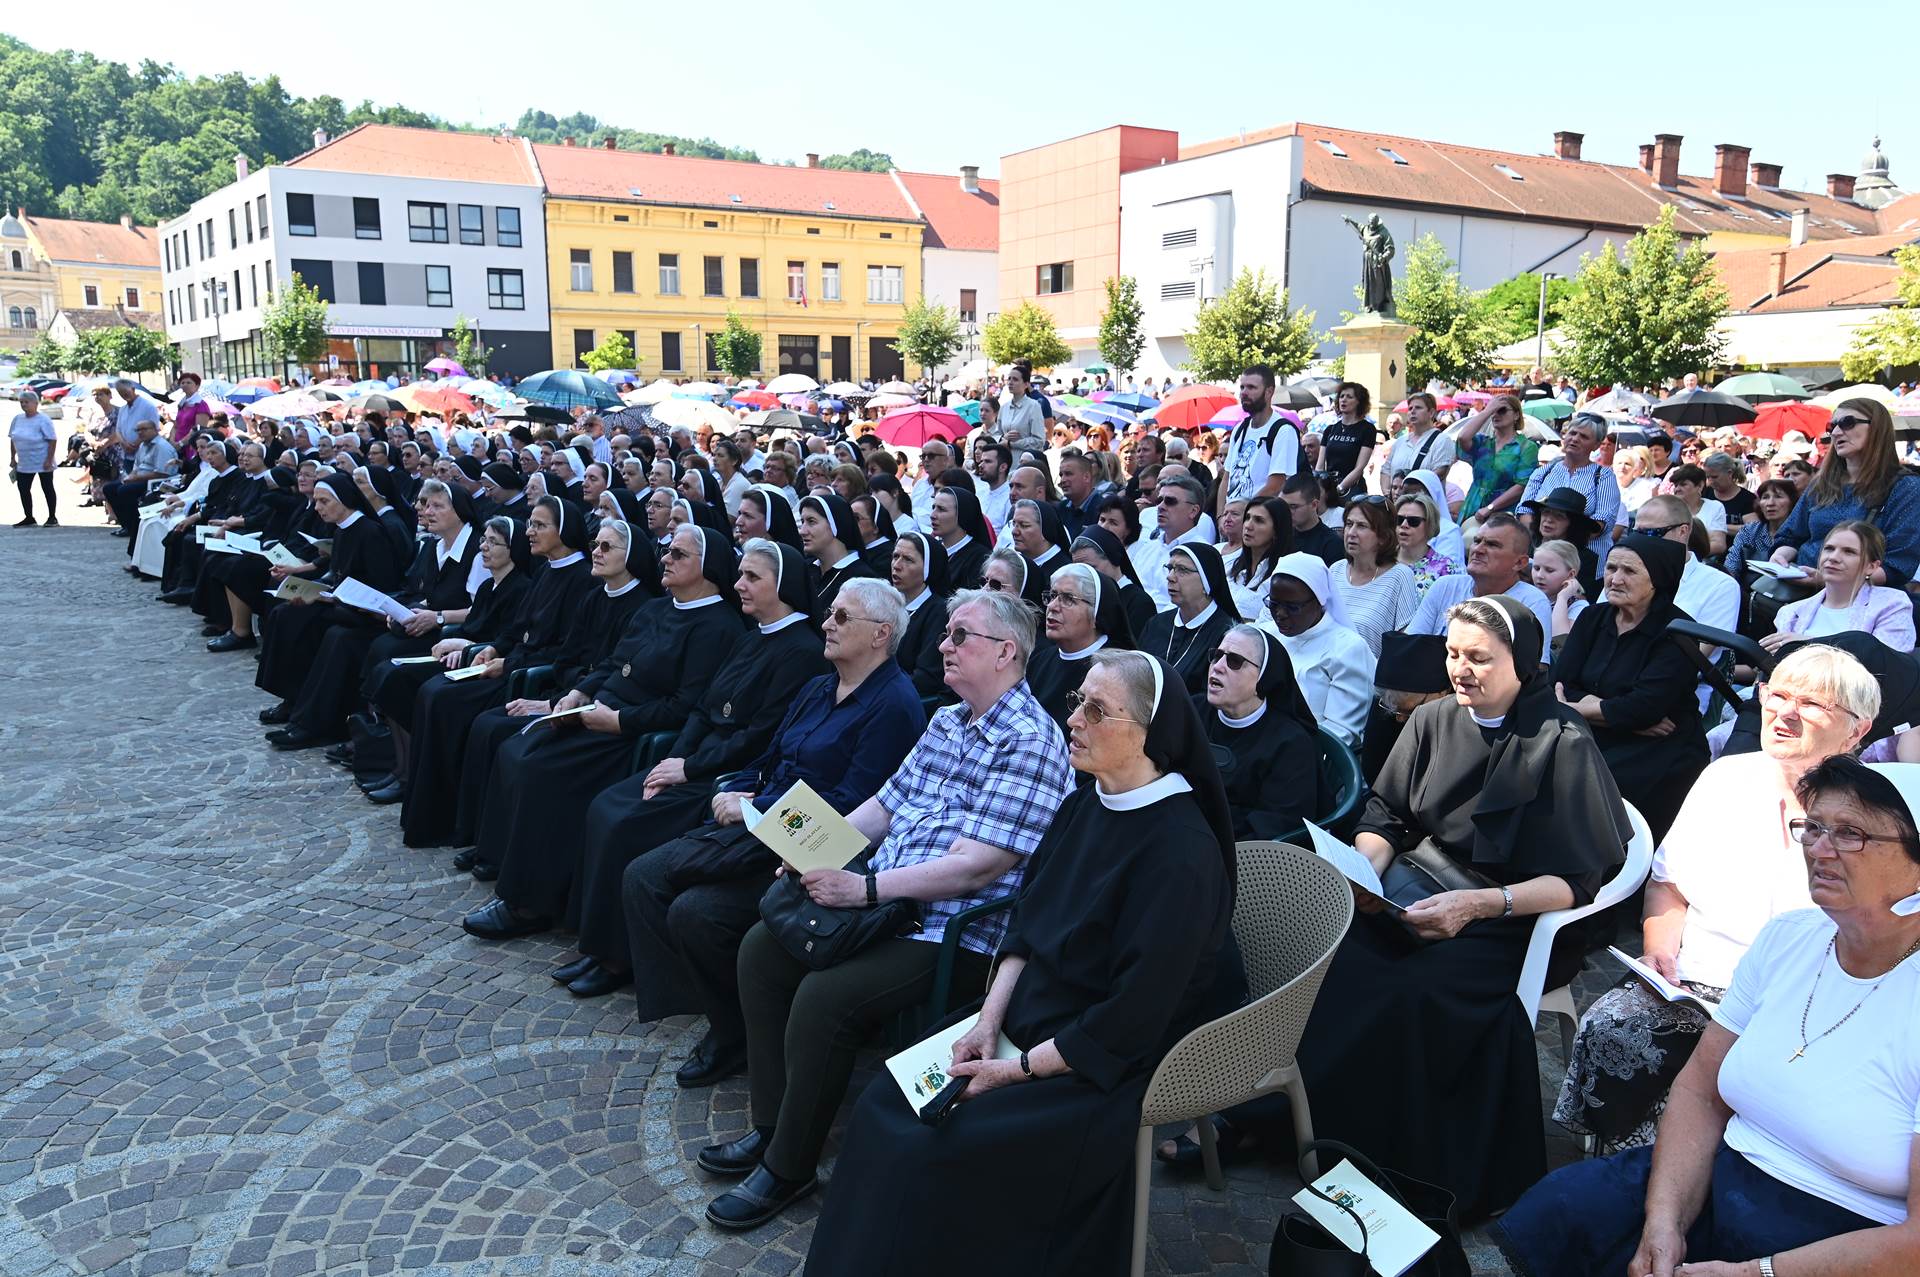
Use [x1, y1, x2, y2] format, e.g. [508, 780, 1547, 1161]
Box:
[1331, 561, 1420, 658]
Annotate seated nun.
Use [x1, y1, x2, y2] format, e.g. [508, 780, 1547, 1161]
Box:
[983, 544, 1046, 610]
[798, 492, 878, 620]
[733, 482, 804, 554]
[1008, 498, 1072, 580]
[1138, 542, 1241, 695]
[1025, 561, 1136, 727]
[1072, 525, 1159, 639]
[1202, 622, 1325, 838]
[851, 493, 895, 576]
[889, 530, 954, 700]
[1263, 552, 1375, 748]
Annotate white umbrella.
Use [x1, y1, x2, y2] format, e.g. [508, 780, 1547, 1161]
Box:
[743, 408, 802, 432]
[823, 381, 864, 396]
[247, 390, 333, 419]
[1811, 383, 1898, 410]
[734, 378, 762, 390]
[676, 380, 730, 398]
[766, 372, 819, 394]
[1584, 386, 1655, 415]
[867, 392, 916, 410]
[957, 359, 990, 380]
[651, 398, 738, 431]
[624, 379, 680, 406]
[876, 380, 915, 395]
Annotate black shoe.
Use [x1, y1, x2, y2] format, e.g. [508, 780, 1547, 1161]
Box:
[42, 517, 57, 527]
[123, 564, 141, 574]
[567, 966, 632, 998]
[323, 743, 354, 765]
[697, 1126, 772, 1177]
[201, 624, 224, 637]
[550, 956, 597, 985]
[158, 589, 193, 605]
[266, 725, 335, 751]
[460, 898, 550, 941]
[470, 860, 500, 883]
[450, 848, 479, 873]
[366, 782, 404, 805]
[207, 632, 256, 652]
[677, 1032, 749, 1089]
[356, 771, 396, 793]
[258, 702, 292, 725]
[110, 527, 129, 538]
[704, 1165, 816, 1231]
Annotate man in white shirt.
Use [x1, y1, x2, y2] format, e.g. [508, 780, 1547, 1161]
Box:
[1130, 472, 1211, 610]
[732, 428, 767, 477]
[1665, 465, 1729, 557]
[1637, 495, 1739, 633]
[1383, 392, 1458, 483]
[972, 438, 1014, 529]
[111, 378, 161, 453]
[1217, 364, 1300, 522]
[1405, 515, 1554, 641]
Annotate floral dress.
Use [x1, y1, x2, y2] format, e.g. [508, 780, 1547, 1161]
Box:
[1463, 433, 1540, 518]
[1403, 547, 1457, 598]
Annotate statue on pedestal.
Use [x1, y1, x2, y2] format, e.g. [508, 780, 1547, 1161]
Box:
[1343, 215, 1396, 316]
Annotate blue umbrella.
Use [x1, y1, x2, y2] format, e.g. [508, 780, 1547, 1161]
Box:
[224, 385, 273, 405]
[349, 379, 390, 396]
[1075, 403, 1141, 430]
[516, 369, 625, 410]
[1103, 391, 1159, 413]
[950, 399, 982, 425]
[197, 378, 238, 399]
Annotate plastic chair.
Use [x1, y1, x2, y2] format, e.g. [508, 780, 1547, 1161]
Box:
[1516, 801, 1654, 1063]
[1314, 726, 1364, 836]
[1128, 841, 1353, 1277]
[629, 729, 678, 774]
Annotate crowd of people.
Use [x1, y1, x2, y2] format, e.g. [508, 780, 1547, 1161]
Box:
[52, 353, 1920, 1275]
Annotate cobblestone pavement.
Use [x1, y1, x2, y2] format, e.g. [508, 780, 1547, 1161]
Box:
[1, 526, 1607, 1275]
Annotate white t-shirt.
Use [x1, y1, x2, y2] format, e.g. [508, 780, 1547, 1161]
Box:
[1384, 429, 1458, 484]
[1713, 908, 1920, 1225]
[8, 412, 58, 473]
[1695, 497, 1729, 535]
[1650, 751, 1811, 988]
[1221, 413, 1301, 504]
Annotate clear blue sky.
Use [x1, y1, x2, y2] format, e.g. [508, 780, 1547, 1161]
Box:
[10, 0, 1906, 193]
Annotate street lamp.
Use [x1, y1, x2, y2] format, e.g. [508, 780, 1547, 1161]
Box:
[1535, 272, 1558, 371]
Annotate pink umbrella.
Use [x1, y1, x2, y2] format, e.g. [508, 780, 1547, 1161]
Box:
[425, 357, 468, 377]
[1454, 389, 1492, 405]
[1207, 405, 1247, 427]
[875, 405, 970, 448]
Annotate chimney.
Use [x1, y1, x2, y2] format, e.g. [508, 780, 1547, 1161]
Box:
[312, 128, 328, 149]
[1770, 250, 1788, 297]
[662, 142, 676, 156]
[959, 164, 981, 194]
[602, 135, 617, 150]
[119, 214, 131, 229]
[1638, 143, 1656, 175]
[1652, 133, 1683, 188]
[1552, 131, 1584, 161]
[1827, 173, 1858, 201]
[1751, 160, 1783, 189]
[805, 153, 819, 168]
[1712, 143, 1750, 198]
[1790, 209, 1809, 247]
[562, 136, 575, 147]
[234, 153, 249, 182]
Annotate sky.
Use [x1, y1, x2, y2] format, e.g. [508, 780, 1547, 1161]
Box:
[10, 0, 1907, 193]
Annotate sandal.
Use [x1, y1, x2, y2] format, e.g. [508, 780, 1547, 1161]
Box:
[1154, 1114, 1257, 1174]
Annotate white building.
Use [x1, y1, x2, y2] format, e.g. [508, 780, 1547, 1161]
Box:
[159, 124, 552, 382]
[891, 168, 1000, 377]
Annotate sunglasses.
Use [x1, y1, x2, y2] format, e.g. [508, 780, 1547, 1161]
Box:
[1158, 495, 1189, 507]
[1829, 416, 1869, 431]
[1633, 521, 1689, 538]
[1395, 514, 1426, 527]
[1065, 689, 1141, 726]
[1206, 647, 1258, 672]
[661, 545, 694, 562]
[943, 625, 1012, 648]
[827, 607, 881, 628]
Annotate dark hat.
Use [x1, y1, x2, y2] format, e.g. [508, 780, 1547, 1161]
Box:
[1376, 631, 1451, 694]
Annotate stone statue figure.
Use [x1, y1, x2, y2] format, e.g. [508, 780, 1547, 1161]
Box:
[1343, 214, 1396, 316]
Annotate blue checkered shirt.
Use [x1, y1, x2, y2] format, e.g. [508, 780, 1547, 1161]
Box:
[873, 680, 1071, 955]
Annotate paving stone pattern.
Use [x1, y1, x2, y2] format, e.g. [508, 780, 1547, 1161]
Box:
[0, 527, 1607, 1275]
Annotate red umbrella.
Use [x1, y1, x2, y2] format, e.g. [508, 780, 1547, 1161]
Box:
[1152, 384, 1237, 430]
[239, 376, 282, 392]
[875, 405, 970, 448]
[1747, 400, 1830, 442]
[729, 389, 780, 410]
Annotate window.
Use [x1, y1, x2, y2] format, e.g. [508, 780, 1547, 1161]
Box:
[21, 307, 33, 330]
[495, 206, 521, 247]
[204, 219, 215, 255]
[1161, 228, 1198, 249]
[704, 220, 719, 228]
[879, 231, 893, 240]
[1493, 163, 1525, 181]
[704, 255, 724, 297]
[125, 286, 141, 309]
[1160, 280, 1197, 300]
[740, 257, 759, 298]
[163, 241, 171, 271]
[959, 288, 977, 323]
[256, 193, 268, 235]
[290, 259, 335, 303]
[287, 192, 316, 236]
[352, 262, 384, 306]
[1316, 139, 1349, 158]
[487, 268, 525, 310]
[187, 289, 196, 321]
[457, 204, 484, 245]
[806, 227, 820, 235]
[612, 214, 628, 223]
[821, 262, 840, 301]
[6, 307, 17, 326]
[83, 284, 100, 307]
[245, 201, 254, 243]
[573, 329, 595, 365]
[617, 330, 636, 358]
[408, 201, 449, 243]
[866, 264, 904, 304]
[661, 331, 682, 372]
[424, 264, 451, 307]
[250, 264, 258, 308]
[353, 197, 381, 239]
[234, 270, 242, 309]
[659, 253, 680, 294]
[1035, 262, 1073, 295]
[1377, 147, 1409, 165]
[569, 249, 593, 291]
[228, 208, 237, 249]
[612, 251, 634, 293]
[264, 259, 272, 300]
[787, 260, 805, 301]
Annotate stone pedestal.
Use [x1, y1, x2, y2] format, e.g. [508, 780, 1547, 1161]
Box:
[1330, 312, 1415, 418]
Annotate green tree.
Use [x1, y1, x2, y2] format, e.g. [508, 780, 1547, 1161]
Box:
[1557, 206, 1728, 387]
[260, 273, 330, 372]
[890, 296, 962, 376]
[450, 315, 489, 377]
[13, 332, 71, 378]
[709, 309, 762, 379]
[1394, 234, 1503, 390]
[982, 300, 1072, 368]
[1480, 272, 1583, 346]
[580, 329, 633, 375]
[1184, 268, 1319, 381]
[1097, 276, 1146, 381]
[817, 148, 894, 173]
[67, 329, 112, 375]
[1842, 245, 1920, 382]
[96, 325, 172, 376]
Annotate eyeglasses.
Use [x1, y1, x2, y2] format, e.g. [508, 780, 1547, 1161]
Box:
[1206, 647, 1258, 672]
[1065, 689, 1141, 725]
[1165, 562, 1199, 578]
[1490, 407, 1515, 418]
[943, 625, 1012, 648]
[1395, 514, 1426, 527]
[661, 545, 694, 562]
[827, 607, 882, 628]
[1634, 521, 1689, 539]
[1042, 589, 1091, 608]
[1760, 685, 1856, 721]
[982, 577, 1009, 592]
[1829, 416, 1869, 432]
[1158, 495, 1189, 508]
[1788, 817, 1905, 854]
[1269, 597, 1312, 616]
[591, 541, 621, 553]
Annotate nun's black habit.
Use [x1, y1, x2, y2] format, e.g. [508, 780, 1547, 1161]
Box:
[1025, 565, 1136, 728]
[858, 499, 896, 577]
[1200, 627, 1326, 839]
[1015, 498, 1073, 582]
[1073, 526, 1158, 640]
[1136, 542, 1241, 695]
[800, 492, 878, 621]
[1297, 596, 1630, 1221]
[893, 531, 953, 699]
[940, 485, 993, 590]
[1551, 533, 1707, 839]
[742, 484, 803, 553]
[807, 653, 1235, 1277]
[568, 542, 830, 975]
[193, 467, 316, 624]
[399, 497, 598, 848]
[477, 525, 749, 917]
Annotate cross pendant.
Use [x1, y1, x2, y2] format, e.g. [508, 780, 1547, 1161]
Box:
[1787, 1047, 1806, 1063]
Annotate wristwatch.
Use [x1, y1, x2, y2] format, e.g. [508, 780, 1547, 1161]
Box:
[1499, 886, 1514, 917]
[435, 611, 445, 626]
[864, 873, 878, 906]
[1018, 1050, 1033, 1078]
[1758, 1257, 1775, 1277]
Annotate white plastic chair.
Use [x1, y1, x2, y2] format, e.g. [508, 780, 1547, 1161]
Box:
[1127, 842, 1353, 1277]
[1516, 801, 1654, 1062]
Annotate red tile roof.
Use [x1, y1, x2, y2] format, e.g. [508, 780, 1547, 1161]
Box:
[535, 144, 918, 223]
[23, 216, 160, 268]
[1180, 122, 1882, 241]
[1876, 192, 1920, 234]
[891, 171, 999, 251]
[286, 123, 540, 185]
[1711, 232, 1915, 314]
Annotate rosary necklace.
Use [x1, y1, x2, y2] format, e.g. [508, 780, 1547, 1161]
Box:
[1789, 933, 1920, 1063]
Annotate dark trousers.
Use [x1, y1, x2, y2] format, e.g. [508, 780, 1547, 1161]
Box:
[622, 844, 766, 1042]
[737, 925, 990, 1181]
[14, 470, 54, 519]
[103, 478, 151, 545]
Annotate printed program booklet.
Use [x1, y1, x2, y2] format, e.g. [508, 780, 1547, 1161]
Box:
[1291, 1158, 1442, 1277]
[884, 1012, 1019, 1109]
[741, 779, 869, 874]
[1608, 946, 1721, 1011]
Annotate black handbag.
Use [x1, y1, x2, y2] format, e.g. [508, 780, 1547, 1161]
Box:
[1271, 1140, 1468, 1277]
[1379, 840, 1498, 911]
[757, 862, 921, 971]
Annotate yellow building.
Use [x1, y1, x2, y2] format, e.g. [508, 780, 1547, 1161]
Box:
[21, 213, 163, 327]
[536, 142, 922, 382]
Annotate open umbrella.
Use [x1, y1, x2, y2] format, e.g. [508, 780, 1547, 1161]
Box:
[1523, 398, 1574, 423]
[462, 380, 516, 407]
[306, 387, 348, 402]
[247, 390, 333, 419]
[823, 381, 864, 396]
[1101, 391, 1159, 413]
[1289, 374, 1344, 398]
[494, 403, 574, 424]
[950, 400, 983, 425]
[424, 357, 468, 378]
[1074, 403, 1141, 430]
[875, 405, 970, 448]
[728, 389, 781, 410]
[353, 393, 408, 415]
[238, 376, 283, 392]
[624, 379, 680, 406]
[1649, 387, 1758, 430]
[876, 380, 916, 395]
[675, 381, 730, 399]
[743, 408, 802, 433]
[318, 376, 353, 387]
[765, 372, 819, 394]
[1811, 384, 1899, 411]
[650, 398, 737, 432]
[1583, 386, 1655, 415]
[1453, 389, 1493, 406]
[1747, 401, 1831, 442]
[1275, 384, 1325, 411]
[1715, 372, 1809, 404]
[348, 379, 390, 396]
[395, 384, 479, 416]
[1149, 384, 1238, 430]
[517, 369, 624, 411]
[867, 392, 917, 411]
